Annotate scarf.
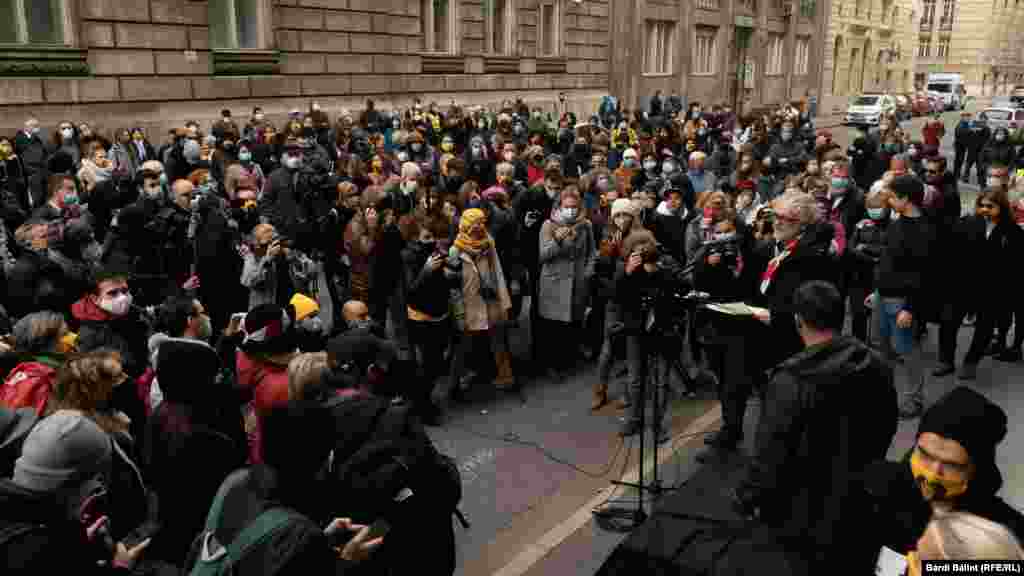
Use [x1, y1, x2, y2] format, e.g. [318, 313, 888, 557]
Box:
[760, 238, 800, 294]
[453, 208, 492, 256]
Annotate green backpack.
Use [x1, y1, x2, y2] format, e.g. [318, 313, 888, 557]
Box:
[189, 471, 305, 576]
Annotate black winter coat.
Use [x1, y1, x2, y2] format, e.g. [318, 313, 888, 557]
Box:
[750, 223, 839, 369]
[735, 335, 897, 574]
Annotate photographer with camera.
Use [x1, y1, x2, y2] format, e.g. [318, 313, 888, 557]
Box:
[614, 229, 689, 436]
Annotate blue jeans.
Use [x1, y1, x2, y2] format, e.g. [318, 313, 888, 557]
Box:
[877, 295, 914, 356]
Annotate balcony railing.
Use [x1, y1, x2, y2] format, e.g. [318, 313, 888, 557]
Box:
[938, 18, 953, 30]
[919, 18, 933, 30]
[697, 0, 719, 9]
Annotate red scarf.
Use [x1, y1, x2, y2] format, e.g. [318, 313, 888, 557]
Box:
[760, 238, 799, 292]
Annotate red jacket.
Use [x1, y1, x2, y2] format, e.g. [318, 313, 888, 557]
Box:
[1, 356, 63, 416]
[236, 351, 290, 465]
[922, 120, 945, 147]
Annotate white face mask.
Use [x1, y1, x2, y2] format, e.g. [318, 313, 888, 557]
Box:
[644, 160, 657, 172]
[561, 207, 578, 221]
[471, 144, 483, 158]
[284, 155, 301, 170]
[99, 293, 132, 316]
[411, 142, 423, 152]
[396, 150, 409, 162]
[61, 128, 74, 140]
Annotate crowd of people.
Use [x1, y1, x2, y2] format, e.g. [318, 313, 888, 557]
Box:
[0, 91, 1021, 574]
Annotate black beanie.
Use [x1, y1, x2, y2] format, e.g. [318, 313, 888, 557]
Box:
[918, 387, 1008, 462]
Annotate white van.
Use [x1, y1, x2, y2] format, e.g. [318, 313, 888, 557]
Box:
[927, 73, 966, 111]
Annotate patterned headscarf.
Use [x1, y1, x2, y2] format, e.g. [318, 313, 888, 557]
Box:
[453, 208, 492, 256]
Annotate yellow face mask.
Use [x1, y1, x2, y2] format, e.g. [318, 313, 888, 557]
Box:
[58, 332, 79, 354]
[910, 450, 969, 501]
[906, 550, 921, 576]
[441, 142, 454, 153]
[0, 142, 12, 161]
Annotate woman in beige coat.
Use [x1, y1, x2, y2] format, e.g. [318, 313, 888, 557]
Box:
[448, 208, 513, 399]
[538, 186, 596, 380]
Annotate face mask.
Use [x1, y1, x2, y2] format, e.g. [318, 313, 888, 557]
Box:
[643, 160, 657, 172]
[183, 139, 201, 164]
[618, 123, 628, 131]
[0, 143, 12, 160]
[831, 177, 850, 190]
[623, 158, 636, 169]
[513, 125, 524, 134]
[885, 143, 899, 153]
[996, 134, 1006, 142]
[61, 128, 74, 140]
[478, 121, 486, 130]
[254, 113, 265, 122]
[99, 293, 132, 316]
[441, 141, 454, 152]
[867, 207, 886, 220]
[284, 155, 302, 170]
[62, 193, 79, 207]
[396, 150, 409, 162]
[299, 316, 323, 334]
[393, 121, 401, 130]
[692, 112, 701, 120]
[662, 162, 677, 176]
[910, 451, 968, 502]
[503, 151, 515, 162]
[31, 127, 40, 136]
[806, 165, 819, 175]
[781, 130, 793, 142]
[411, 142, 423, 152]
[239, 151, 252, 163]
[880, 124, 890, 132]
[348, 318, 374, 331]
[471, 144, 483, 158]
[195, 315, 213, 341]
[561, 207, 578, 221]
[402, 180, 417, 195]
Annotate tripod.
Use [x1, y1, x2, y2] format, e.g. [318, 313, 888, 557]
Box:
[592, 294, 701, 530]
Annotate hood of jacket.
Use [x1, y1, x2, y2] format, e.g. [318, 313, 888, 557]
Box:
[236, 349, 291, 391]
[777, 335, 879, 380]
[148, 333, 219, 405]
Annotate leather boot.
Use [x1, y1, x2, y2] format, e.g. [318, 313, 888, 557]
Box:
[591, 382, 608, 411]
[494, 351, 515, 389]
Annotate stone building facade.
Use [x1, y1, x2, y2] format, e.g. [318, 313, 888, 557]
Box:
[0, 0, 610, 134]
[912, 0, 1024, 96]
[608, 0, 828, 114]
[821, 0, 919, 112]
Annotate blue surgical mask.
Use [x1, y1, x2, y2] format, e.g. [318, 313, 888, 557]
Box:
[831, 177, 850, 190]
[867, 207, 886, 220]
[239, 151, 252, 163]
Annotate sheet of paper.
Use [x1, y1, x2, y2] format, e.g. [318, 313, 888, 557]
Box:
[876, 546, 908, 576]
[705, 302, 770, 317]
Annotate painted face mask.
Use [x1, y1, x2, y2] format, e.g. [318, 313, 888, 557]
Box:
[909, 450, 968, 502]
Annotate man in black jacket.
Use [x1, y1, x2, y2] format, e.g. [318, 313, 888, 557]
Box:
[514, 170, 559, 368]
[952, 111, 972, 181]
[615, 230, 688, 437]
[877, 175, 936, 419]
[731, 281, 897, 575]
[963, 116, 990, 185]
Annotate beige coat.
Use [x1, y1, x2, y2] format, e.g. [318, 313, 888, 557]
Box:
[458, 247, 511, 332]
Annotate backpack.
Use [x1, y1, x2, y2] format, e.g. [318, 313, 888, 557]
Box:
[188, 470, 305, 576]
[0, 406, 39, 478]
[326, 397, 462, 525]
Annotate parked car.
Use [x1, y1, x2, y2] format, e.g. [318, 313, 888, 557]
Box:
[978, 107, 1024, 132]
[844, 94, 898, 127]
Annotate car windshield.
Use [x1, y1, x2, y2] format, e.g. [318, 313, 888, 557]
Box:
[853, 96, 879, 105]
[983, 110, 1011, 121]
[928, 83, 952, 93]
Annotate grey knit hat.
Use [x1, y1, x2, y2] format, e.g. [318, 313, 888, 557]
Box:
[14, 410, 112, 493]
